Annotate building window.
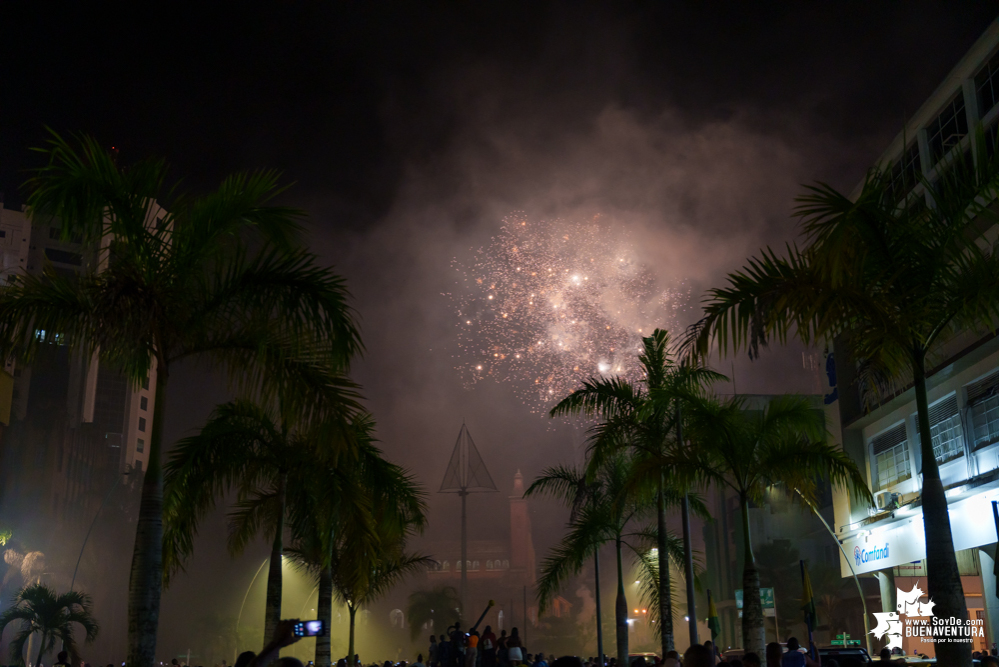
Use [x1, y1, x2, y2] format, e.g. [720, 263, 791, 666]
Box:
[968, 371, 999, 449]
[914, 395, 964, 465]
[870, 424, 910, 490]
[138, 417, 146, 432]
[887, 142, 921, 204]
[503, 560, 509, 569]
[137, 438, 144, 453]
[472, 560, 479, 570]
[142, 376, 149, 390]
[927, 93, 969, 165]
[140, 396, 148, 411]
[487, 560, 494, 570]
[0, 230, 7, 238]
[977, 51, 999, 118]
[442, 561, 450, 571]
[44, 247, 82, 266]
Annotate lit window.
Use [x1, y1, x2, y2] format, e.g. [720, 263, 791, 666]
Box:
[138, 417, 146, 432]
[914, 395, 964, 465]
[472, 560, 479, 570]
[137, 438, 144, 454]
[968, 372, 999, 449]
[870, 424, 910, 490]
[442, 561, 450, 571]
[487, 560, 494, 570]
[927, 94, 969, 165]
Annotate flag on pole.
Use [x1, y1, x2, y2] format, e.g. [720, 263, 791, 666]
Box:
[801, 560, 818, 630]
[801, 559, 818, 659]
[707, 588, 721, 641]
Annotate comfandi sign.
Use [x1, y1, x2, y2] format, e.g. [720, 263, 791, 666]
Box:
[839, 488, 999, 577]
[854, 543, 889, 567]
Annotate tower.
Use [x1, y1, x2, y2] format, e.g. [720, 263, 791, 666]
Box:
[508, 470, 536, 584]
[439, 422, 497, 618]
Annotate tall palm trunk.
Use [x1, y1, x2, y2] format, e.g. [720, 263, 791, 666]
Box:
[264, 472, 288, 644]
[739, 494, 764, 656]
[594, 549, 604, 667]
[316, 564, 333, 667]
[348, 603, 358, 667]
[614, 537, 628, 667]
[128, 359, 169, 667]
[680, 494, 698, 648]
[677, 405, 698, 647]
[656, 482, 673, 654]
[35, 631, 47, 667]
[913, 350, 971, 667]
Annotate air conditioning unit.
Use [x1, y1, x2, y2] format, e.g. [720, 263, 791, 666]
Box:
[873, 490, 901, 511]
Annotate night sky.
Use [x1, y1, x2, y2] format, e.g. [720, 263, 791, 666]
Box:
[2, 1, 998, 658]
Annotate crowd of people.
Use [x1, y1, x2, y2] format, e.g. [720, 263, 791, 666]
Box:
[41, 626, 999, 667]
[425, 622, 525, 667]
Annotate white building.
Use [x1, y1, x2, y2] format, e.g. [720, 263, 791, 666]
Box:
[827, 18, 999, 658]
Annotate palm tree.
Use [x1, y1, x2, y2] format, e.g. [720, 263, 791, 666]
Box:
[286, 415, 414, 667]
[524, 464, 605, 663]
[163, 398, 361, 646]
[0, 583, 98, 666]
[405, 586, 461, 642]
[682, 395, 870, 656]
[685, 131, 999, 666]
[0, 132, 363, 667]
[323, 429, 428, 665]
[528, 455, 682, 667]
[549, 328, 723, 653]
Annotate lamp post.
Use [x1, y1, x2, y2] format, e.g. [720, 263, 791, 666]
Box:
[235, 559, 270, 662]
[70, 466, 131, 591]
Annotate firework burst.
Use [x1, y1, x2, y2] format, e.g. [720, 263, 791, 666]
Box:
[451, 214, 690, 412]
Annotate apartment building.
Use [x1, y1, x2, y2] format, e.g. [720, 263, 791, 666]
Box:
[0, 203, 161, 525]
[828, 18, 999, 658]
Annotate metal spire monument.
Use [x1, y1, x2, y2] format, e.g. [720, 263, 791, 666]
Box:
[439, 421, 497, 617]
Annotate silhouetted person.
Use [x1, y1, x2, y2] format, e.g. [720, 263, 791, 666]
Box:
[764, 643, 782, 667]
[481, 626, 497, 667]
[683, 644, 713, 667]
[235, 652, 256, 667]
[497, 630, 509, 667]
[506, 629, 523, 667]
[742, 653, 760, 667]
[466, 631, 480, 667]
[877, 648, 892, 664]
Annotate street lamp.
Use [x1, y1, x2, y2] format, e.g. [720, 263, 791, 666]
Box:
[235, 559, 269, 662]
[70, 466, 133, 591]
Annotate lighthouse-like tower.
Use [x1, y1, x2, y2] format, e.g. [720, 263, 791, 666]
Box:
[439, 422, 497, 618]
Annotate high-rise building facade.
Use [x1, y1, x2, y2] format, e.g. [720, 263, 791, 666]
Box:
[827, 18, 999, 658]
[0, 202, 165, 659]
